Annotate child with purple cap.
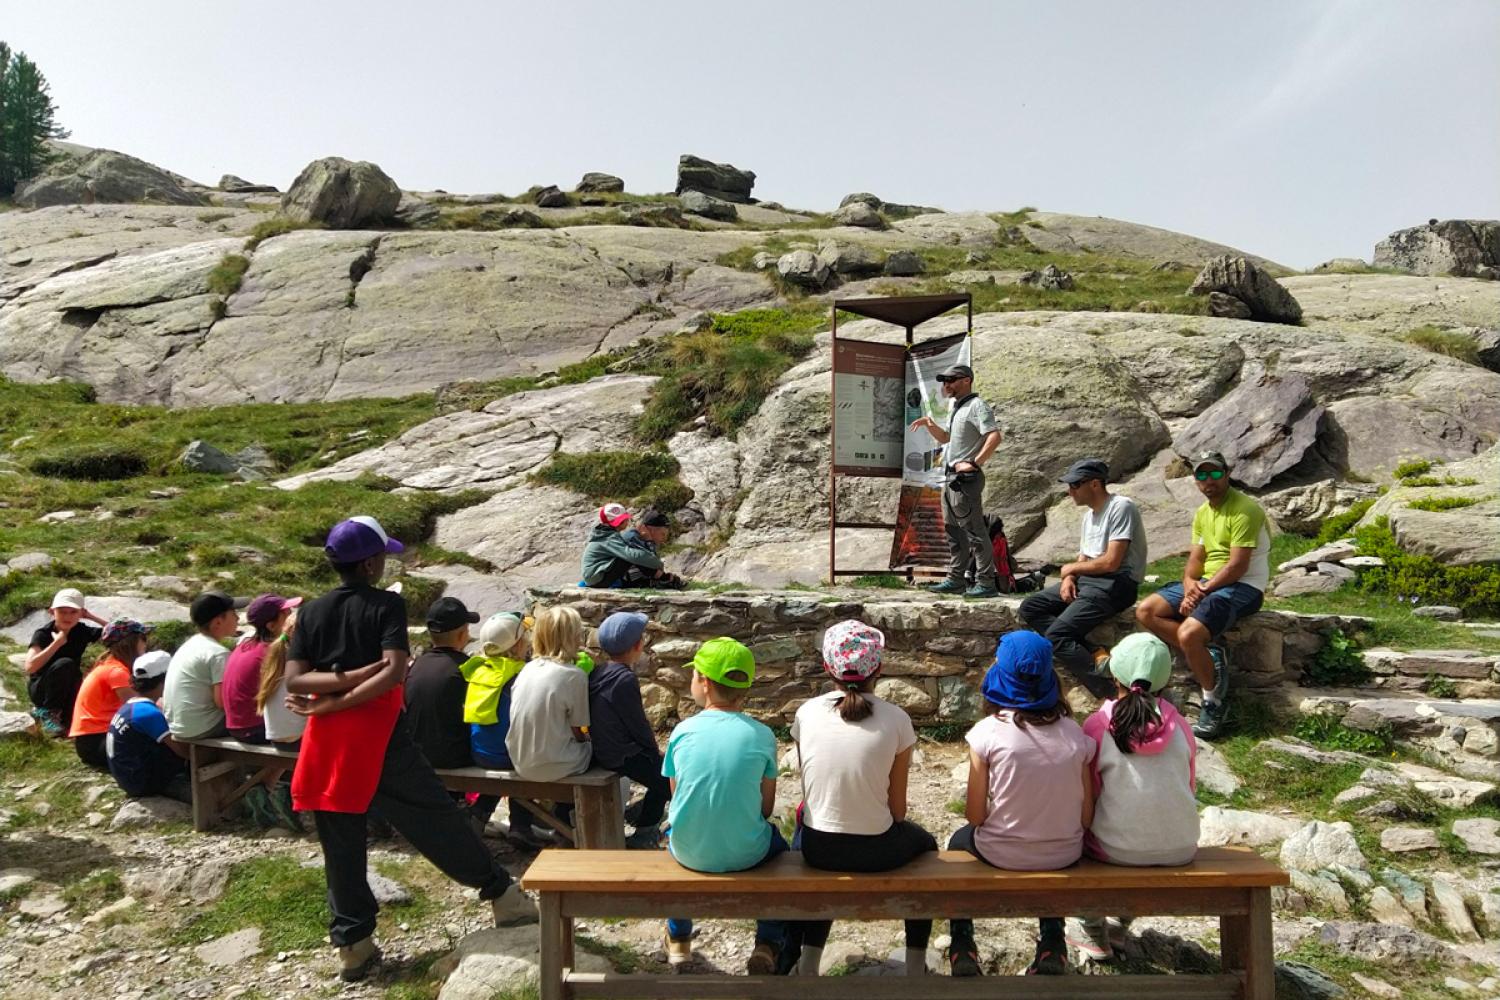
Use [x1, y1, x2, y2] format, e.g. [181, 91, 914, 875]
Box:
[781, 619, 938, 976]
[945, 630, 1094, 978]
[222, 593, 304, 828]
[284, 515, 535, 983]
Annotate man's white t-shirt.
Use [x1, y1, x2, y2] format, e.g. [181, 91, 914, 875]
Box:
[506, 657, 592, 781]
[791, 690, 916, 835]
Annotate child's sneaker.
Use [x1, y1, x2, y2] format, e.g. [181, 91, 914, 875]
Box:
[490, 884, 538, 926]
[624, 825, 661, 850]
[947, 941, 982, 977]
[746, 940, 779, 975]
[1091, 648, 1112, 676]
[1065, 918, 1112, 962]
[30, 708, 64, 738]
[1025, 935, 1068, 975]
[268, 784, 304, 832]
[664, 933, 693, 967]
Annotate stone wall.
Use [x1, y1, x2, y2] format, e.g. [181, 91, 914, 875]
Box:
[529, 587, 1370, 730]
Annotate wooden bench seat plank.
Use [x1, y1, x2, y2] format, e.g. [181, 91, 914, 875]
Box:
[521, 847, 1288, 894]
[563, 971, 1244, 1000]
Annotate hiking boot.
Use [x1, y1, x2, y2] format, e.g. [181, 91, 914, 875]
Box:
[963, 584, 1000, 599]
[490, 883, 539, 927]
[925, 580, 966, 595]
[338, 936, 381, 982]
[1209, 644, 1231, 703]
[664, 932, 693, 967]
[1193, 698, 1229, 740]
[30, 708, 64, 738]
[1065, 917, 1112, 962]
[1091, 648, 1112, 676]
[947, 941, 982, 977]
[746, 940, 779, 975]
[1025, 936, 1068, 975]
[625, 825, 662, 850]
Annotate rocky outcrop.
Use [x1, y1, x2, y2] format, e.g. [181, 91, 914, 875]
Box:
[674, 154, 755, 203]
[777, 249, 830, 289]
[15, 149, 208, 208]
[1019, 264, 1074, 290]
[532, 185, 568, 208]
[217, 174, 278, 194]
[1374, 220, 1500, 278]
[832, 202, 884, 228]
[1022, 213, 1288, 271]
[574, 172, 624, 193]
[1360, 444, 1500, 567]
[1188, 256, 1302, 324]
[279, 156, 401, 228]
[1172, 373, 1324, 488]
[679, 189, 738, 221]
[1284, 273, 1500, 338]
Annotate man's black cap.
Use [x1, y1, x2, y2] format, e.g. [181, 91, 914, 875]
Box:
[935, 364, 974, 383]
[1060, 458, 1110, 485]
[639, 509, 670, 528]
[426, 596, 480, 633]
[190, 590, 249, 627]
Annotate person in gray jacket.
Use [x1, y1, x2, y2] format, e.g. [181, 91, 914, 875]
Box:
[580, 503, 676, 588]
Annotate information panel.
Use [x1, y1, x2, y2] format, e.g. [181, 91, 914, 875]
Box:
[830, 337, 906, 477]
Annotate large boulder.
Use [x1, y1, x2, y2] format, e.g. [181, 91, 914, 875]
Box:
[1189, 256, 1303, 324]
[1360, 444, 1500, 566]
[279, 156, 401, 228]
[776, 250, 831, 289]
[1373, 220, 1500, 278]
[674, 154, 755, 203]
[532, 185, 568, 208]
[15, 149, 208, 208]
[1172, 373, 1324, 488]
[679, 189, 738, 222]
[574, 172, 624, 194]
[832, 202, 885, 229]
[217, 174, 278, 194]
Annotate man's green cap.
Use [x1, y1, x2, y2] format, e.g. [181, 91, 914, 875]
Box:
[691, 637, 755, 688]
[1108, 632, 1172, 693]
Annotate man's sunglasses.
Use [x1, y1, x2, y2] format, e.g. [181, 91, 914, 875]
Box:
[1195, 469, 1226, 482]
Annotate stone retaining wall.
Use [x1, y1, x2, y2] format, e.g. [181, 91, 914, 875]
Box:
[529, 587, 1371, 729]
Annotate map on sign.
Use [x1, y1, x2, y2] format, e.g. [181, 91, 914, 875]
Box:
[831, 338, 906, 477]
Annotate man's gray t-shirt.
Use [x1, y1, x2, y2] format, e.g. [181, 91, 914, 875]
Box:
[1079, 493, 1148, 584]
[945, 395, 999, 472]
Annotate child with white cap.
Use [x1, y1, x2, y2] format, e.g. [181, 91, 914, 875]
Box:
[461, 610, 545, 847]
[105, 650, 191, 802]
[24, 587, 107, 736]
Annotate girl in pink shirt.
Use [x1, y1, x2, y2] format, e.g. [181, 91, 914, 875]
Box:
[946, 630, 1094, 978]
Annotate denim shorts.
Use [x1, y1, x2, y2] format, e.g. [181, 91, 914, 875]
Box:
[1154, 580, 1265, 639]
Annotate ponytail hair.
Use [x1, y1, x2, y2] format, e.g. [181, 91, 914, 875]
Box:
[834, 679, 873, 723]
[1109, 680, 1163, 755]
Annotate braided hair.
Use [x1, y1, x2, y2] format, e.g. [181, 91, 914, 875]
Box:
[1109, 679, 1163, 754]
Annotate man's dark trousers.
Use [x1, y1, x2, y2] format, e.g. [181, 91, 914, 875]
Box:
[312, 715, 512, 947]
[1020, 573, 1138, 692]
[943, 472, 996, 587]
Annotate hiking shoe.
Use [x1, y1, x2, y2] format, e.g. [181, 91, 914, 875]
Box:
[1209, 644, 1231, 703]
[963, 584, 1001, 599]
[1065, 918, 1112, 962]
[925, 580, 966, 595]
[623, 799, 646, 827]
[268, 784, 303, 832]
[1025, 938, 1068, 975]
[243, 785, 276, 828]
[490, 884, 539, 927]
[746, 940, 779, 975]
[1193, 698, 1229, 740]
[665, 933, 693, 967]
[31, 708, 64, 738]
[1091, 648, 1112, 676]
[505, 821, 551, 851]
[625, 825, 662, 850]
[948, 943, 982, 977]
[338, 936, 381, 982]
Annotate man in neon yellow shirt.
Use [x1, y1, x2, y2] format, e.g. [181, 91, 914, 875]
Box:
[1135, 451, 1268, 739]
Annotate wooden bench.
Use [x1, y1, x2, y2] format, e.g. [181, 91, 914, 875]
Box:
[183, 737, 625, 848]
[521, 846, 1289, 1000]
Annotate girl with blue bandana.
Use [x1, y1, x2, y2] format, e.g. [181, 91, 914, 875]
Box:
[945, 630, 1094, 979]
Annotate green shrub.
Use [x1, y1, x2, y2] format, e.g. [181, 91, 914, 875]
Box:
[1354, 517, 1500, 615]
[1301, 628, 1371, 687]
[1407, 494, 1485, 512]
[243, 216, 324, 251]
[1314, 499, 1375, 544]
[529, 450, 693, 512]
[29, 448, 149, 480]
[1294, 713, 1391, 754]
[1393, 458, 1434, 481]
[1424, 674, 1458, 699]
[150, 620, 197, 654]
[205, 253, 250, 297]
[1400, 326, 1480, 365]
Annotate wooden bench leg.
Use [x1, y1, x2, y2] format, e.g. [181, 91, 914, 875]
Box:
[539, 891, 566, 1000]
[572, 780, 624, 849]
[189, 743, 221, 833]
[1223, 888, 1275, 1000]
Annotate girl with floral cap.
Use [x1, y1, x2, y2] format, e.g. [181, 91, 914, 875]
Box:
[946, 630, 1094, 978]
[782, 619, 939, 976]
[70, 618, 153, 770]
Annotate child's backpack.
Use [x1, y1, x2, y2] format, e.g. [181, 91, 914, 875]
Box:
[985, 515, 1045, 594]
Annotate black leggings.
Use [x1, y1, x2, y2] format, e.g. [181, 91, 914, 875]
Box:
[75, 732, 109, 771]
[792, 820, 939, 953]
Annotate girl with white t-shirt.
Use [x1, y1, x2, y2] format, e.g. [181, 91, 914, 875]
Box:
[784, 620, 938, 976]
[946, 630, 1094, 978]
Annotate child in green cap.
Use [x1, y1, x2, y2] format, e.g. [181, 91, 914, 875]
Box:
[661, 637, 787, 974]
[1068, 632, 1199, 963]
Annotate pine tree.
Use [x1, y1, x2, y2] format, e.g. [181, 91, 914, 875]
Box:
[0, 42, 69, 197]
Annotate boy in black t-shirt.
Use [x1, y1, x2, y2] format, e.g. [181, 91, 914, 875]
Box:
[284, 516, 535, 983]
[25, 587, 107, 736]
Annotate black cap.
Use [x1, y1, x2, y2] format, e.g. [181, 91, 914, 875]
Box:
[935, 364, 974, 383]
[639, 509, 670, 528]
[189, 590, 248, 627]
[1060, 458, 1110, 485]
[426, 596, 480, 633]
[1193, 450, 1230, 471]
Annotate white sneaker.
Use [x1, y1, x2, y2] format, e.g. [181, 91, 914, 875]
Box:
[338, 936, 381, 982]
[490, 884, 538, 927]
[1065, 918, 1112, 962]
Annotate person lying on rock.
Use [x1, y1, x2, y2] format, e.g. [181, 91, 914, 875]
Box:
[1134, 451, 1269, 740]
[284, 515, 535, 984]
[1020, 459, 1147, 698]
[25, 587, 108, 737]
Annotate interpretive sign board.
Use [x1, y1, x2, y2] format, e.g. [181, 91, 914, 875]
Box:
[830, 337, 906, 477]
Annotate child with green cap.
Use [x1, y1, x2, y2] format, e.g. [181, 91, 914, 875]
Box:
[661, 637, 787, 974]
[1066, 632, 1199, 962]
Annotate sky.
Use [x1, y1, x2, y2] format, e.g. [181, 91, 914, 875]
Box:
[5, 0, 1498, 268]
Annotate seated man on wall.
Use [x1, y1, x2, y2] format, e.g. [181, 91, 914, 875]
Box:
[1135, 451, 1269, 740]
[617, 510, 685, 590]
[1020, 459, 1146, 697]
[580, 504, 683, 590]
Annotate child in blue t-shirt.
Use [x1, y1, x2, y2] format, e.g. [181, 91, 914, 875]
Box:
[106, 651, 190, 801]
[661, 638, 785, 973]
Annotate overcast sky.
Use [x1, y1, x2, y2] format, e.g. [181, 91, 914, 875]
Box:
[7, 0, 1498, 267]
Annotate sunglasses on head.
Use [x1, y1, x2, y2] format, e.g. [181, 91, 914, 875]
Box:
[1195, 468, 1226, 481]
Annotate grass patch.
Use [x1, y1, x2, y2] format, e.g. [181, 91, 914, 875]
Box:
[849, 574, 908, 589]
[1394, 459, 1435, 481]
[1269, 587, 1500, 653]
[1294, 712, 1392, 754]
[242, 216, 324, 250]
[945, 798, 966, 816]
[206, 253, 250, 297]
[576, 934, 665, 974]
[1215, 738, 1366, 814]
[1407, 494, 1486, 512]
[529, 450, 693, 512]
[916, 720, 969, 742]
[1400, 325, 1480, 365]
[61, 868, 124, 909]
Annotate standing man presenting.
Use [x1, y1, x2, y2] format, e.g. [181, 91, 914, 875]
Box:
[909, 363, 1003, 598]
